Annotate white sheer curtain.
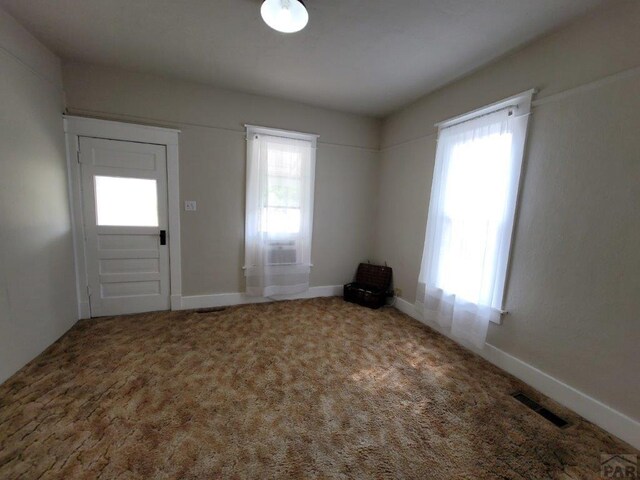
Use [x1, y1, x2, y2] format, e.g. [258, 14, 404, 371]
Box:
[244, 128, 316, 297]
[416, 104, 530, 347]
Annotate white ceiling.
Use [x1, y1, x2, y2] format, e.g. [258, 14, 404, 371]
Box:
[0, 0, 605, 117]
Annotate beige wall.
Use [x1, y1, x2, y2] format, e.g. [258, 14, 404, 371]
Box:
[62, 63, 381, 295]
[375, 0, 640, 422]
[0, 9, 77, 382]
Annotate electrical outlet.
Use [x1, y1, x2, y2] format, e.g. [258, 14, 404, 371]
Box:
[394, 288, 402, 297]
[184, 201, 197, 211]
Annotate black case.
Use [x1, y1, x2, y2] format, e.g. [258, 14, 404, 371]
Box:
[344, 263, 392, 309]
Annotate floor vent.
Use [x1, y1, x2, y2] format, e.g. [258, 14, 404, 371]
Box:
[511, 392, 569, 428]
[195, 307, 227, 314]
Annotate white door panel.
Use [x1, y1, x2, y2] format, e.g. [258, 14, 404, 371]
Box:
[80, 137, 170, 316]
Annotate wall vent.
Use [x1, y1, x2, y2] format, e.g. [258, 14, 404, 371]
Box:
[511, 392, 569, 428]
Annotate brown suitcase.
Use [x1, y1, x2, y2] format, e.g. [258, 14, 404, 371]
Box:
[344, 263, 392, 309]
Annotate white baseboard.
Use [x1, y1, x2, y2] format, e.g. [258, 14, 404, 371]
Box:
[180, 285, 343, 310]
[394, 297, 640, 449]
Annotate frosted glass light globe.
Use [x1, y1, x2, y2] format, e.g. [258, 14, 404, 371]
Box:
[261, 0, 309, 33]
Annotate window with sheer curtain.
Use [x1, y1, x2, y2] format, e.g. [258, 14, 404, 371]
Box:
[416, 91, 533, 347]
[244, 125, 317, 297]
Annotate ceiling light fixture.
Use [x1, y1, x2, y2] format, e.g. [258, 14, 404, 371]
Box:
[261, 0, 309, 34]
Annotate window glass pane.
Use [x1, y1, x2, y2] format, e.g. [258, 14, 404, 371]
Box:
[444, 132, 513, 222]
[95, 176, 158, 227]
[267, 176, 301, 208]
[437, 132, 513, 303]
[262, 145, 303, 233]
[268, 149, 301, 177]
[261, 207, 301, 234]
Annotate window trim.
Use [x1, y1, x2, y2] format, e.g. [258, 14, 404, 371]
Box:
[435, 89, 536, 130]
[245, 124, 318, 147]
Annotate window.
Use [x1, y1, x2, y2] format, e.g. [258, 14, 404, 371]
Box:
[261, 146, 303, 235]
[417, 91, 533, 347]
[94, 176, 158, 227]
[244, 125, 317, 297]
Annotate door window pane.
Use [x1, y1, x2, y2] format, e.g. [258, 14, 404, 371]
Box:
[95, 176, 158, 226]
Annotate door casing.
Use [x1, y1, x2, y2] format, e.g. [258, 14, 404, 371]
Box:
[64, 115, 181, 319]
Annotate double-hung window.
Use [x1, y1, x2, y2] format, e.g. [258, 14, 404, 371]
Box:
[417, 91, 533, 347]
[244, 125, 317, 297]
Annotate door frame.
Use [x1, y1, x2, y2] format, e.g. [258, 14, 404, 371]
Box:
[64, 115, 182, 318]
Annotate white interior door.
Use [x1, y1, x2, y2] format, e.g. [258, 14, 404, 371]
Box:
[79, 137, 170, 316]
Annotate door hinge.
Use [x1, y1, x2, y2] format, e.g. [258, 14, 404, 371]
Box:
[86, 285, 91, 297]
[77, 150, 81, 163]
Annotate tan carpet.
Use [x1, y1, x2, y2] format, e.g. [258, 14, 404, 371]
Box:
[0, 297, 635, 479]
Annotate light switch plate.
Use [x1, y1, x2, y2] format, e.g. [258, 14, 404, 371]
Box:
[184, 201, 197, 211]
